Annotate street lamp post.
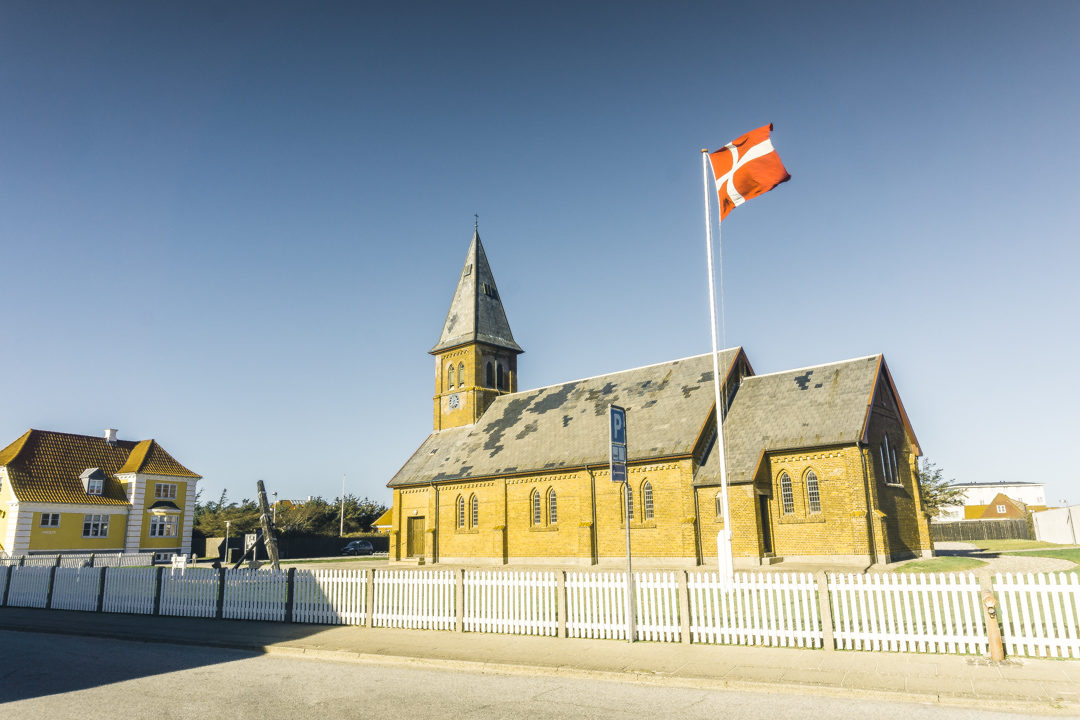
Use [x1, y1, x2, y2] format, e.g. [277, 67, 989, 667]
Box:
[272, 491, 278, 525]
[224, 520, 231, 563]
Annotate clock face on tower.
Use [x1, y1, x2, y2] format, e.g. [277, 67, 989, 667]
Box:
[448, 393, 461, 409]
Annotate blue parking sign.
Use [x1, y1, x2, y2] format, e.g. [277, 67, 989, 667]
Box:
[610, 405, 626, 445]
[609, 405, 627, 483]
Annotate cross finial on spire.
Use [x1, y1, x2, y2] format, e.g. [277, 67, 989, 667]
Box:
[474, 213, 479, 231]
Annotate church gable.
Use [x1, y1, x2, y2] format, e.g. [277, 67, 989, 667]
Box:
[390, 350, 742, 487]
[699, 355, 884, 486]
[862, 358, 920, 454]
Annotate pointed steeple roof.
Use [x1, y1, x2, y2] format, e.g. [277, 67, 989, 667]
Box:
[430, 230, 523, 355]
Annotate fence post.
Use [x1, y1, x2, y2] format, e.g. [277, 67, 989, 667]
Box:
[215, 567, 226, 619]
[284, 567, 296, 623]
[978, 572, 1005, 661]
[815, 571, 834, 651]
[88, 553, 95, 568]
[678, 571, 692, 644]
[96, 567, 107, 612]
[44, 565, 58, 609]
[152, 566, 164, 616]
[557, 571, 567, 638]
[365, 568, 376, 627]
[455, 568, 465, 632]
[1, 565, 11, 607]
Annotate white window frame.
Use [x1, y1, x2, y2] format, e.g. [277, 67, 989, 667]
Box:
[806, 470, 822, 514]
[148, 514, 179, 537]
[996, 504, 1006, 514]
[642, 481, 654, 521]
[470, 494, 478, 528]
[40, 512, 60, 528]
[86, 477, 104, 495]
[531, 490, 541, 526]
[155, 483, 178, 500]
[547, 489, 557, 525]
[82, 514, 109, 538]
[779, 472, 795, 515]
[456, 495, 465, 528]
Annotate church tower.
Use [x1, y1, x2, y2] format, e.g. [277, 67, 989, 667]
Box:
[430, 229, 523, 430]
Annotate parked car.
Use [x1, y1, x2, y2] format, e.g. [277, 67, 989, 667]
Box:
[341, 539, 374, 556]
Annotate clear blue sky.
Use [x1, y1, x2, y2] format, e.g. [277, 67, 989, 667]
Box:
[2, 1, 1077, 508]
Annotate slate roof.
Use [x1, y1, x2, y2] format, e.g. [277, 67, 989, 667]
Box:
[389, 350, 742, 487]
[696, 355, 884, 486]
[0, 429, 200, 505]
[430, 230, 523, 354]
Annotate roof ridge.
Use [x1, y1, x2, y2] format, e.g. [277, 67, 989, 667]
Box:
[512, 348, 743, 395]
[745, 353, 881, 380]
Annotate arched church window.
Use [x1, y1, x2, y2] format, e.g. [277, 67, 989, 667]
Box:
[624, 483, 634, 520]
[485, 362, 494, 388]
[805, 470, 822, 514]
[715, 491, 723, 518]
[530, 489, 541, 526]
[469, 494, 478, 527]
[496, 363, 504, 391]
[779, 472, 794, 515]
[642, 481, 654, 520]
[458, 362, 465, 387]
[448, 365, 455, 390]
[547, 488, 557, 525]
[456, 495, 465, 528]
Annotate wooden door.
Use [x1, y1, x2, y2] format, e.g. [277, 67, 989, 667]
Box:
[406, 516, 425, 557]
[758, 495, 773, 555]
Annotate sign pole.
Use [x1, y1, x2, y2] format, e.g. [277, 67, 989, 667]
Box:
[609, 404, 635, 642]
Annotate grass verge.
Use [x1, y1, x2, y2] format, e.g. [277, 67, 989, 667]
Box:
[893, 556, 987, 573]
[969, 539, 1062, 552]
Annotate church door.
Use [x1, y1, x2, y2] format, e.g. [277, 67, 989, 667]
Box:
[406, 516, 426, 558]
[758, 495, 773, 555]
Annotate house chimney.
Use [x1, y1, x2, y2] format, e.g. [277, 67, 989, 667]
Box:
[105, 428, 118, 444]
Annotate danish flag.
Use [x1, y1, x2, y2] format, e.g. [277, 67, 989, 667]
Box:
[709, 124, 790, 220]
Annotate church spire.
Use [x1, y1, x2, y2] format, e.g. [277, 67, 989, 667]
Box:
[430, 229, 522, 355]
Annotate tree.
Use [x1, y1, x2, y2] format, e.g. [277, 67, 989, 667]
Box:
[915, 458, 966, 518]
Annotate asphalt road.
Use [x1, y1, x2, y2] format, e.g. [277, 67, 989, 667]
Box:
[0, 630, 1054, 720]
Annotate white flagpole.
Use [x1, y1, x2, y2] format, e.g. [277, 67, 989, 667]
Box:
[702, 149, 734, 586]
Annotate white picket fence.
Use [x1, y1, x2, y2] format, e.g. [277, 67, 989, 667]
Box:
[159, 568, 219, 618]
[0, 552, 154, 568]
[2, 563, 1079, 659]
[293, 568, 367, 625]
[223, 569, 287, 621]
[829, 572, 987, 654]
[372, 569, 455, 630]
[103, 567, 157, 614]
[566, 571, 630, 640]
[464, 570, 558, 636]
[51, 567, 101, 611]
[6, 565, 52, 607]
[996, 572, 1080, 659]
[689, 571, 822, 648]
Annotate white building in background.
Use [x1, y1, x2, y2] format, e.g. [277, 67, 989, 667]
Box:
[936, 481, 1048, 521]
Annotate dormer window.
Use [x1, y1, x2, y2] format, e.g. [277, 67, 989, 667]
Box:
[80, 468, 106, 496]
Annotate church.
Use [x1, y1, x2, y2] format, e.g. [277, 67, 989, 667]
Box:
[387, 231, 933, 567]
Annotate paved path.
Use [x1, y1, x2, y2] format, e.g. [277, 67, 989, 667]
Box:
[1, 607, 1076, 715]
[0, 630, 1054, 720]
[933, 543, 1076, 573]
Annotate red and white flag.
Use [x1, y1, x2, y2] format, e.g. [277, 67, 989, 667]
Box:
[709, 124, 790, 220]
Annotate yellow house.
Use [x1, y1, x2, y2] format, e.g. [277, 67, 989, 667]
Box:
[386, 231, 932, 567]
[0, 428, 200, 560]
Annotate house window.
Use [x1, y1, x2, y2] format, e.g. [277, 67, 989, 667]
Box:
[779, 473, 795, 515]
[149, 515, 178, 537]
[531, 490, 541, 525]
[996, 504, 1006, 514]
[806, 470, 822, 514]
[447, 365, 455, 390]
[458, 362, 465, 388]
[456, 495, 465, 528]
[547, 489, 557, 525]
[40, 513, 60, 528]
[470, 494, 479, 527]
[155, 483, 178, 500]
[642, 481, 654, 520]
[86, 477, 103, 495]
[82, 514, 109, 538]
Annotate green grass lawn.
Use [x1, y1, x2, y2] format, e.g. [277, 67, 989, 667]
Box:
[968, 539, 1063, 552]
[999, 548, 1080, 571]
[893, 556, 987, 573]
